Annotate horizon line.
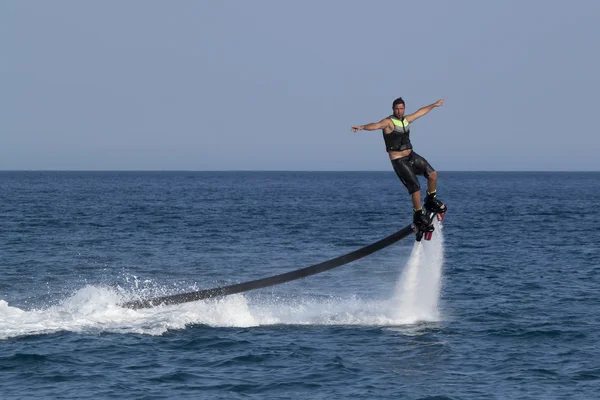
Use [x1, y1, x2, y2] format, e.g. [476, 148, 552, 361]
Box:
[1, 169, 599, 173]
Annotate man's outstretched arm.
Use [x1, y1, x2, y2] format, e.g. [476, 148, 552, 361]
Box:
[352, 118, 392, 133]
[405, 98, 445, 123]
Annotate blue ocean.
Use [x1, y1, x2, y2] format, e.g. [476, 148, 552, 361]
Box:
[1, 171, 599, 399]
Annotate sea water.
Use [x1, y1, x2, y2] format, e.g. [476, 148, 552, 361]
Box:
[1, 171, 599, 399]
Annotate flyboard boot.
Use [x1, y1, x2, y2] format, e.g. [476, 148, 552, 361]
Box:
[424, 191, 447, 221]
[412, 208, 434, 241]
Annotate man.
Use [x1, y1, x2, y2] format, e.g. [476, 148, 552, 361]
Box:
[352, 97, 447, 230]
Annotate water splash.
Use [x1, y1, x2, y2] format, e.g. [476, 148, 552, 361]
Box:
[0, 223, 445, 339]
[392, 220, 445, 324]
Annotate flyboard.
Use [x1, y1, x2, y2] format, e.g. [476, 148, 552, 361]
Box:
[412, 211, 446, 242]
[121, 211, 445, 309]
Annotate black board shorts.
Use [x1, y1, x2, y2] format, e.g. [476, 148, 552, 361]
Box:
[390, 151, 435, 194]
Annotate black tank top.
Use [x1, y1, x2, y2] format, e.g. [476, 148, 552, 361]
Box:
[383, 116, 412, 152]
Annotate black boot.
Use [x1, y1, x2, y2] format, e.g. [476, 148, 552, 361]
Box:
[413, 209, 433, 231]
[424, 192, 447, 214]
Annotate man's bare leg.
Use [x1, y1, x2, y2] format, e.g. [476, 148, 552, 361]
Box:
[412, 191, 421, 210]
[427, 171, 438, 194]
[424, 171, 447, 214]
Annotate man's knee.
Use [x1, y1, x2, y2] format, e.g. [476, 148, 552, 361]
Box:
[406, 180, 421, 194]
[428, 171, 438, 181]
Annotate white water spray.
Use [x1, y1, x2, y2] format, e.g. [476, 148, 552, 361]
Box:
[391, 220, 445, 324]
[0, 222, 446, 339]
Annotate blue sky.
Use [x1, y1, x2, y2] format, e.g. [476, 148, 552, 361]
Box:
[1, 0, 599, 171]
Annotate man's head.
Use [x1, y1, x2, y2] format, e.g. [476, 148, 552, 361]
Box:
[392, 97, 405, 119]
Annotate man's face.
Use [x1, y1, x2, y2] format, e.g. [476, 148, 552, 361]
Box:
[393, 104, 405, 119]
